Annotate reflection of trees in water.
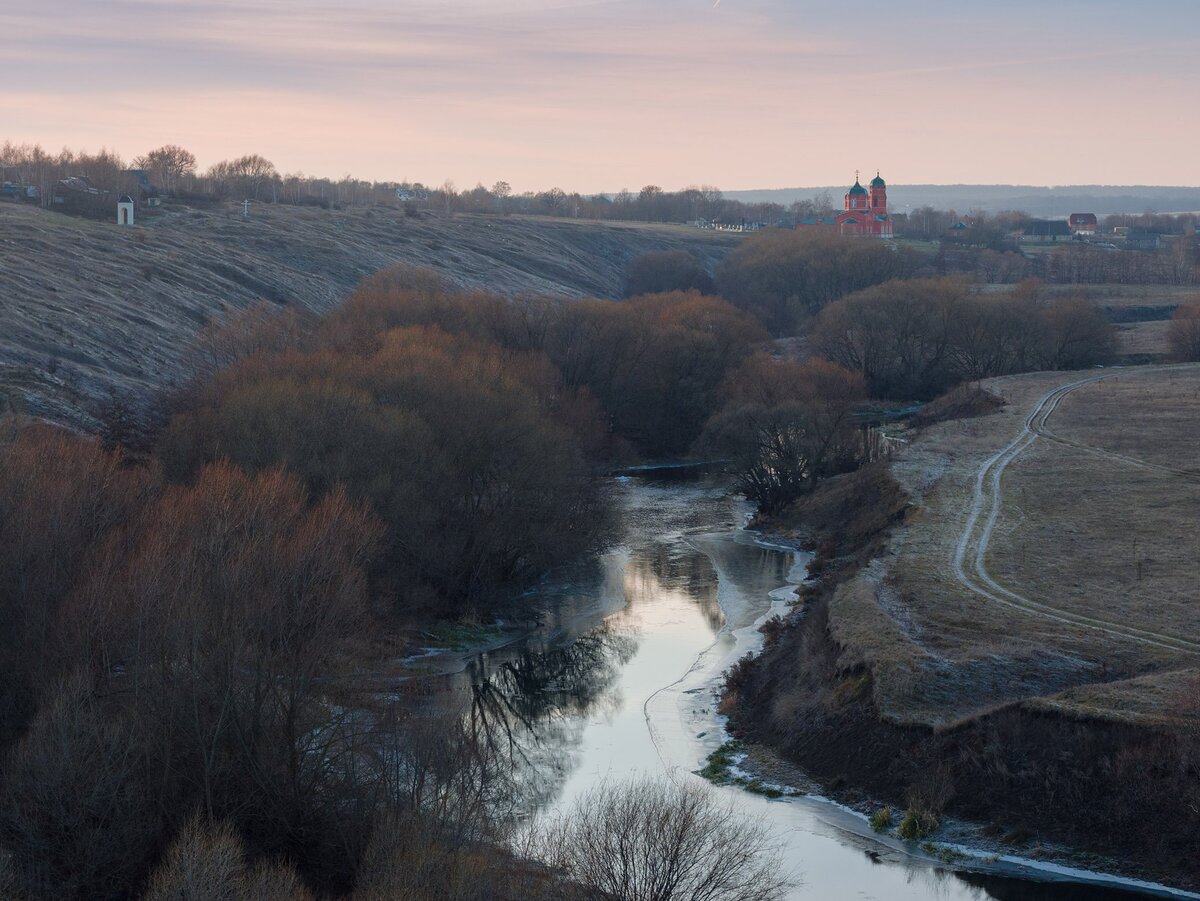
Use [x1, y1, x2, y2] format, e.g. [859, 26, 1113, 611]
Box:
[459, 527, 797, 812]
[861, 851, 1145, 901]
[954, 871, 1151, 901]
[465, 622, 637, 810]
[625, 542, 724, 632]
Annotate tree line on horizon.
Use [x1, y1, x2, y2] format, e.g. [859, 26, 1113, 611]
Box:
[0, 141, 780, 223]
[6, 141, 1196, 255]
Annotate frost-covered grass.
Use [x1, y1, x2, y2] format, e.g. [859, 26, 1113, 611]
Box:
[0, 202, 738, 428]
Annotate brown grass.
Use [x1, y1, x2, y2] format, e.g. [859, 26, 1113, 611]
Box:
[752, 463, 907, 558]
[879, 364, 1200, 726]
[1115, 320, 1172, 356]
[909, 383, 1005, 428]
[730, 367, 1200, 886]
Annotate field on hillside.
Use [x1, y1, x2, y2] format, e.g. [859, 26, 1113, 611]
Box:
[0, 202, 739, 426]
[834, 365, 1200, 728]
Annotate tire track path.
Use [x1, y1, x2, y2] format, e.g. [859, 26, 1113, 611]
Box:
[949, 373, 1200, 655]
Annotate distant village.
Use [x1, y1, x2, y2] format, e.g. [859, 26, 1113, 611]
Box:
[0, 170, 160, 226]
[1, 158, 1196, 260]
[694, 172, 1198, 254]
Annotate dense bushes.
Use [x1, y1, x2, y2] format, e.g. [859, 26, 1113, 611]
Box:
[624, 250, 714, 297]
[163, 328, 598, 611]
[812, 278, 1116, 399]
[702, 355, 866, 512]
[546, 292, 765, 457]
[160, 272, 765, 610]
[319, 270, 765, 459]
[715, 229, 922, 335]
[0, 426, 157, 742]
[0, 441, 388, 898]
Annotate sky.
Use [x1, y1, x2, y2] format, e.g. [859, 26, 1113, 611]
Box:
[2, 0, 1198, 193]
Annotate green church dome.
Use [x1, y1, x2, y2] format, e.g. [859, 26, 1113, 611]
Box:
[848, 180, 867, 195]
[870, 174, 886, 188]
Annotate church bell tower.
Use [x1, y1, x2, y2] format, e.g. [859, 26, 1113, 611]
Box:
[869, 172, 887, 214]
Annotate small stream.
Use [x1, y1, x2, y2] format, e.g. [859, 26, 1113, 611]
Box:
[420, 472, 1194, 901]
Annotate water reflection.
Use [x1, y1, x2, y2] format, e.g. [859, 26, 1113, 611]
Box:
[956, 872, 1172, 900]
[465, 622, 637, 808]
[424, 474, 1183, 901]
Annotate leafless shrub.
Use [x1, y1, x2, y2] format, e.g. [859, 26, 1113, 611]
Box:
[183, 302, 317, 383]
[0, 672, 161, 901]
[144, 815, 312, 901]
[1167, 301, 1200, 361]
[239, 860, 314, 901]
[701, 353, 866, 512]
[142, 817, 244, 901]
[530, 776, 790, 901]
[353, 813, 538, 901]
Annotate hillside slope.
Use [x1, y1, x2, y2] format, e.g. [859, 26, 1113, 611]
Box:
[0, 202, 739, 427]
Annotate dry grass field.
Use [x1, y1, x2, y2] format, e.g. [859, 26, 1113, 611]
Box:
[1114, 319, 1172, 356]
[1037, 283, 1199, 309]
[0, 202, 739, 426]
[833, 365, 1200, 728]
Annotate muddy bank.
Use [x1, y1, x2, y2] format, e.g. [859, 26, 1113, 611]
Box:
[727, 466, 1200, 892]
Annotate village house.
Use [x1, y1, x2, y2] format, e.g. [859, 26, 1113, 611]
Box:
[1124, 230, 1163, 251]
[121, 169, 162, 207]
[1069, 212, 1098, 235]
[51, 176, 109, 216]
[1020, 219, 1074, 243]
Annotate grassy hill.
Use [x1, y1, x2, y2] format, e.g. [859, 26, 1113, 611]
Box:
[0, 202, 740, 427]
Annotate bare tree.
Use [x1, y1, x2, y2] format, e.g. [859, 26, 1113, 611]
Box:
[530, 777, 790, 901]
[1167, 301, 1200, 361]
[133, 144, 197, 195]
[144, 815, 312, 901]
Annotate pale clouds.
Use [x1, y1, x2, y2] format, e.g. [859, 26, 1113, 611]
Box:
[2, 0, 1197, 190]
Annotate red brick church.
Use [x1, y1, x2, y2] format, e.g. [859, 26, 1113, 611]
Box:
[797, 171, 894, 238]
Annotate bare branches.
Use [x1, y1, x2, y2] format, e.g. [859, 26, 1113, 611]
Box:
[530, 777, 790, 901]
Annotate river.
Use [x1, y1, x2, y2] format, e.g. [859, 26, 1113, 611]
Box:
[421, 472, 1194, 901]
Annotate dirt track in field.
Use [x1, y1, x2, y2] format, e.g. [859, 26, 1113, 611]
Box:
[951, 369, 1200, 656]
[834, 365, 1200, 728]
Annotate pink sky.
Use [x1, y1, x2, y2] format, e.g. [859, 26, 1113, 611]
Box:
[2, 0, 1197, 193]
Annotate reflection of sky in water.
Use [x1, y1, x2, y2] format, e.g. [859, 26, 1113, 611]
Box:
[424, 475, 1178, 901]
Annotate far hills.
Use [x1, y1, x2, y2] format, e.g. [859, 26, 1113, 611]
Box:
[725, 184, 1200, 216]
[0, 202, 738, 429]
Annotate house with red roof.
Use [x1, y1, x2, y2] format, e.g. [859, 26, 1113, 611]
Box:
[1069, 212, 1098, 235]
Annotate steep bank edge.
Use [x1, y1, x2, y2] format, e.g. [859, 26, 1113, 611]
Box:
[726, 460, 1200, 892]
